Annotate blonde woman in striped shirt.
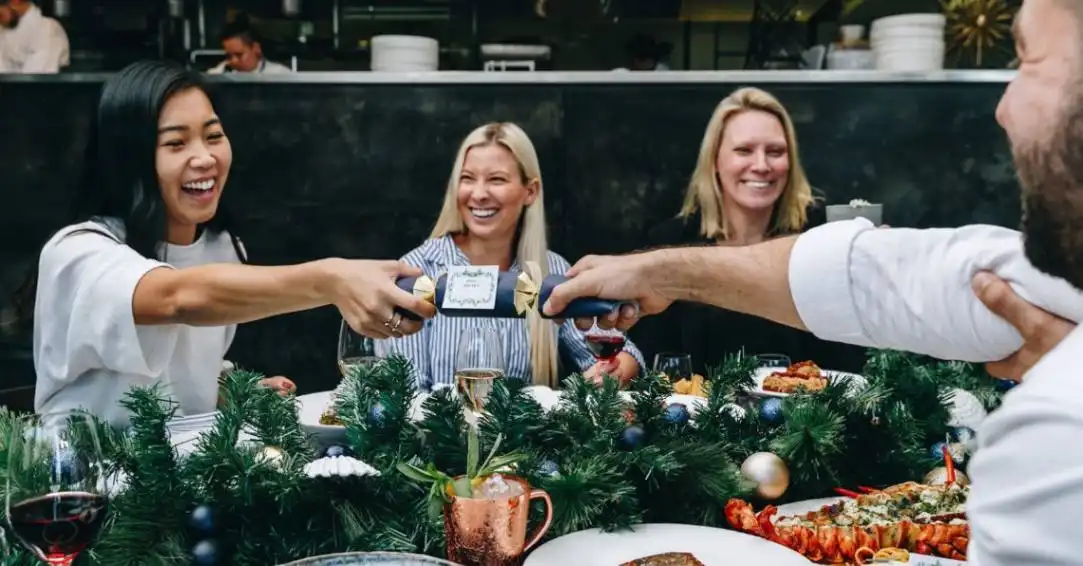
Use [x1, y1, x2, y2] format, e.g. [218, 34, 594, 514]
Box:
[378, 122, 644, 390]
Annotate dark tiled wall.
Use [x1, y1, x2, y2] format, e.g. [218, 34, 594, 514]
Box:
[0, 77, 1019, 403]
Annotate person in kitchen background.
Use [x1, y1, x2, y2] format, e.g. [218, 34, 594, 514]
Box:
[630, 86, 866, 375]
[0, 0, 69, 73]
[208, 13, 291, 75]
[29, 60, 433, 427]
[378, 122, 645, 390]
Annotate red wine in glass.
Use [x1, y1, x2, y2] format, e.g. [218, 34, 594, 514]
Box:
[9, 491, 107, 565]
[586, 334, 626, 360]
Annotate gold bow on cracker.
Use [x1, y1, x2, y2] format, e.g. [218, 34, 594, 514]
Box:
[515, 261, 544, 315]
[410, 274, 437, 304]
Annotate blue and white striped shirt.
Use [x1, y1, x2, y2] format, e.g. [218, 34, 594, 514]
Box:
[376, 235, 644, 390]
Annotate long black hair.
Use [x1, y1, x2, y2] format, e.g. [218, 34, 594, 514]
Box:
[5, 60, 245, 332]
[72, 59, 244, 260]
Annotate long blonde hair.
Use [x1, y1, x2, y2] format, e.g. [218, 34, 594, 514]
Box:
[680, 87, 815, 240]
[430, 123, 559, 387]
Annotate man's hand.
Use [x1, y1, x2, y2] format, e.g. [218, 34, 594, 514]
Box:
[972, 271, 1075, 381]
[543, 252, 674, 331]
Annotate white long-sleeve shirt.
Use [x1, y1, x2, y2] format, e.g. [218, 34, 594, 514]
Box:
[789, 218, 1083, 566]
[0, 4, 69, 73]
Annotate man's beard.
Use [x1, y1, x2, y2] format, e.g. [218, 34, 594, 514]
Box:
[1015, 93, 1083, 290]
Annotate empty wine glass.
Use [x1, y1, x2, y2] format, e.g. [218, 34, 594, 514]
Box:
[338, 318, 382, 378]
[653, 352, 693, 381]
[455, 326, 506, 413]
[6, 412, 108, 566]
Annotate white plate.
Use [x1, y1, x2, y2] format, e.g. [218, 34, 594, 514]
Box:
[747, 367, 867, 398]
[296, 390, 430, 446]
[771, 498, 967, 565]
[525, 523, 811, 566]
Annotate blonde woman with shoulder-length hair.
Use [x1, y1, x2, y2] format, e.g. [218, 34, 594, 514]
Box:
[379, 122, 644, 389]
[680, 86, 818, 243]
[630, 86, 865, 378]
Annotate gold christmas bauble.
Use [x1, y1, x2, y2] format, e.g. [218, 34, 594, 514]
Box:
[925, 466, 970, 487]
[740, 452, 790, 500]
[258, 445, 286, 469]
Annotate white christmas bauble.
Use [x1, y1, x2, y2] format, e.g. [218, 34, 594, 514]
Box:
[947, 388, 987, 431]
[304, 456, 381, 479]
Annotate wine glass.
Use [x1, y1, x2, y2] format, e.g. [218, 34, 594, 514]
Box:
[653, 353, 693, 381]
[455, 326, 506, 413]
[583, 321, 626, 365]
[338, 318, 382, 378]
[6, 412, 107, 566]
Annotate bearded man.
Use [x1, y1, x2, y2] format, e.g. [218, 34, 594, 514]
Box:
[544, 1, 1083, 563]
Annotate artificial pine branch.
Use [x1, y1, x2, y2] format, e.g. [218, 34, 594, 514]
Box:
[416, 388, 468, 474]
[769, 398, 845, 499]
[479, 378, 546, 454]
[92, 386, 194, 566]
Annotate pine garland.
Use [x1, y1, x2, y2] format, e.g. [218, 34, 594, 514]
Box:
[0, 349, 1002, 565]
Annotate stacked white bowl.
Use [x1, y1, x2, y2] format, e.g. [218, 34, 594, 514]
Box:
[870, 13, 946, 72]
[371, 35, 439, 72]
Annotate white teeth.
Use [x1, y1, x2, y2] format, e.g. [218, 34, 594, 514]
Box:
[182, 179, 214, 191]
[742, 181, 772, 189]
[470, 208, 497, 218]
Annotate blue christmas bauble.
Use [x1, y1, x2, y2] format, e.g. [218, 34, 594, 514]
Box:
[931, 441, 949, 461]
[952, 427, 976, 446]
[191, 539, 220, 565]
[322, 444, 354, 459]
[538, 459, 560, 478]
[759, 398, 784, 424]
[995, 378, 1016, 391]
[367, 402, 386, 425]
[664, 403, 691, 425]
[188, 505, 215, 535]
[619, 425, 646, 450]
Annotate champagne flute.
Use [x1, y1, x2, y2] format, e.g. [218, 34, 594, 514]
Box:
[6, 412, 108, 566]
[455, 326, 505, 413]
[338, 318, 381, 378]
[653, 352, 693, 381]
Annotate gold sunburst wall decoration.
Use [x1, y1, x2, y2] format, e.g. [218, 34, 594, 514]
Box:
[941, 0, 1017, 67]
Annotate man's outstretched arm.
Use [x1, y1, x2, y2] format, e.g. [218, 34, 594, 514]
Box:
[550, 219, 1083, 363]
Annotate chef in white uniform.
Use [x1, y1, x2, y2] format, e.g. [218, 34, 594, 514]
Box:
[207, 17, 291, 75]
[0, 0, 69, 73]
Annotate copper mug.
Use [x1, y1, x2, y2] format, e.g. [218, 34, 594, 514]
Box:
[443, 475, 554, 566]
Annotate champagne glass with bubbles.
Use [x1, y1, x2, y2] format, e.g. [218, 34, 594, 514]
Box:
[455, 326, 506, 413]
[338, 318, 382, 378]
[6, 412, 108, 566]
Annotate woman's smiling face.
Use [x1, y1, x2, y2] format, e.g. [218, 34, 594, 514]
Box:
[456, 143, 538, 241]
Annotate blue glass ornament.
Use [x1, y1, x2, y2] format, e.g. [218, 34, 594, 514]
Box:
[995, 378, 1016, 391]
[619, 425, 646, 450]
[367, 402, 386, 425]
[538, 459, 560, 477]
[664, 403, 691, 425]
[188, 505, 215, 535]
[759, 398, 784, 423]
[322, 444, 354, 459]
[930, 441, 951, 461]
[191, 539, 220, 565]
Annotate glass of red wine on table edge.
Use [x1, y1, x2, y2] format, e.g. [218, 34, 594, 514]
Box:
[6, 412, 108, 566]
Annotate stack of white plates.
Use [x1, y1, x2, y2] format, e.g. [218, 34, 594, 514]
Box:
[371, 35, 439, 72]
[870, 13, 946, 71]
